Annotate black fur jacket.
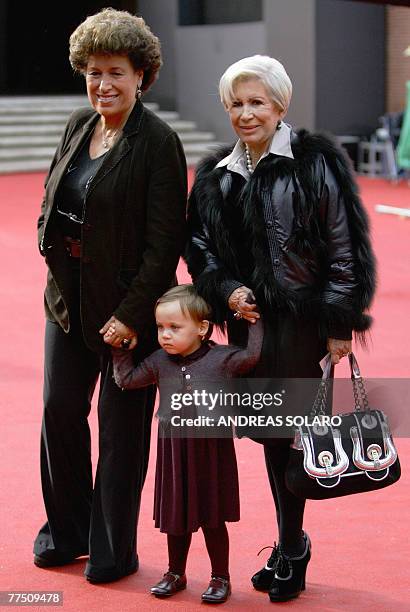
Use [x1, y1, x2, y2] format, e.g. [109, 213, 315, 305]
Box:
[185, 130, 376, 341]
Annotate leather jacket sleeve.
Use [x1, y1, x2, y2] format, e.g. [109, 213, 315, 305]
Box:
[320, 160, 358, 339]
[185, 186, 242, 324]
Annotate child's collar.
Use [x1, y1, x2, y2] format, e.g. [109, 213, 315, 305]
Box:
[167, 341, 212, 364]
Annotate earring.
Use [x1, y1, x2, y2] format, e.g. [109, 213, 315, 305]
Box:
[277, 120, 282, 130]
[136, 84, 142, 100]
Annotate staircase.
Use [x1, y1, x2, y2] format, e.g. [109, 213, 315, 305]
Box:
[0, 96, 219, 173]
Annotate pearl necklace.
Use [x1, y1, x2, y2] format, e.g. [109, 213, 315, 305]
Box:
[102, 126, 120, 150]
[244, 144, 254, 173]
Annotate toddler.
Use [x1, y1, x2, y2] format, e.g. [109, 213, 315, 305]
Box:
[112, 284, 262, 603]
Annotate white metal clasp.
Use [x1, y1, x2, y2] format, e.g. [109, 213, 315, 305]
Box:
[301, 429, 349, 479]
[351, 423, 397, 472]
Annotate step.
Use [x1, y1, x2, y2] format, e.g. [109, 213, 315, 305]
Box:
[0, 147, 57, 160]
[165, 119, 197, 132]
[0, 95, 89, 107]
[0, 108, 77, 116]
[0, 116, 199, 131]
[0, 124, 67, 136]
[0, 103, 161, 114]
[178, 131, 215, 143]
[0, 110, 176, 126]
[0, 96, 218, 173]
[180, 142, 221, 154]
[0, 135, 60, 147]
[0, 96, 159, 111]
[153, 110, 180, 122]
[0, 114, 74, 125]
[0, 159, 52, 173]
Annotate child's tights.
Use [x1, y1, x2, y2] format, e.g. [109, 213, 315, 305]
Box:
[167, 523, 229, 579]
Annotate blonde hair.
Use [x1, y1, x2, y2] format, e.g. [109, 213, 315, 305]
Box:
[219, 54, 292, 112]
[69, 7, 162, 92]
[156, 284, 213, 340]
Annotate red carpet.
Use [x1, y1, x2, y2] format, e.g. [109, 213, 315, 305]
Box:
[0, 172, 409, 611]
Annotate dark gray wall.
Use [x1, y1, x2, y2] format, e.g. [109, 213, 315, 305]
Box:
[179, 0, 262, 25]
[315, 0, 385, 136]
[175, 22, 266, 140]
[264, 0, 316, 131]
[138, 0, 178, 109]
[139, 0, 386, 141]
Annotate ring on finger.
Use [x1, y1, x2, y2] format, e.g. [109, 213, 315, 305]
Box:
[121, 338, 131, 349]
[233, 311, 242, 320]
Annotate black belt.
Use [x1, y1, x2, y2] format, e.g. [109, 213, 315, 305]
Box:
[64, 236, 81, 258]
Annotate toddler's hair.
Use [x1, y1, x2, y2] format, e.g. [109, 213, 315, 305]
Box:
[155, 284, 213, 340]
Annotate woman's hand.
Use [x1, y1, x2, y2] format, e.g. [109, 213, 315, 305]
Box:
[228, 286, 260, 323]
[99, 316, 138, 349]
[327, 338, 352, 365]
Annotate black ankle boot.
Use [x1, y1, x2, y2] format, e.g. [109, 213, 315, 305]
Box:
[251, 544, 279, 591]
[268, 533, 311, 602]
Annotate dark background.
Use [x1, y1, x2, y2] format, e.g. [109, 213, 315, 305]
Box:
[0, 1, 135, 94]
[0, 0, 404, 96]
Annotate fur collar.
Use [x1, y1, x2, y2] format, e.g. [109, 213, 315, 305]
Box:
[195, 129, 349, 180]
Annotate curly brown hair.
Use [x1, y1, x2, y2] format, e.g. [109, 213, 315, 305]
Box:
[69, 7, 162, 92]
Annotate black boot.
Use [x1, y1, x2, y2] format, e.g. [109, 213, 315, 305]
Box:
[251, 544, 279, 591]
[268, 533, 311, 602]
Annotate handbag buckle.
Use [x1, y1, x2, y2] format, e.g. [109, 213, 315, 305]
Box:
[351, 420, 398, 473]
[301, 428, 349, 479]
[367, 444, 382, 468]
[318, 451, 334, 475]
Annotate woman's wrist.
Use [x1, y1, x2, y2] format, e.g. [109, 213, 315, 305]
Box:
[220, 280, 244, 306]
[228, 286, 259, 323]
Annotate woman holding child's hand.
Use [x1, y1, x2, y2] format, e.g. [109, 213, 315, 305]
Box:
[100, 316, 138, 350]
[34, 8, 186, 584]
[185, 55, 375, 603]
[227, 286, 259, 323]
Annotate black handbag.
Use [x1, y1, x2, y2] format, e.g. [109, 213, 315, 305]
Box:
[285, 352, 401, 500]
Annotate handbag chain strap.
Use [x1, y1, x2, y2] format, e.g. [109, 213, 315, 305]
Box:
[310, 355, 332, 418]
[349, 352, 370, 412]
[311, 352, 370, 418]
[310, 379, 329, 417]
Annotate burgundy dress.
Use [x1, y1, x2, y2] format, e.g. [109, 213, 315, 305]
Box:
[113, 320, 262, 535]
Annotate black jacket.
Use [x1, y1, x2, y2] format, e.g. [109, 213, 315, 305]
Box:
[38, 101, 187, 353]
[185, 130, 376, 341]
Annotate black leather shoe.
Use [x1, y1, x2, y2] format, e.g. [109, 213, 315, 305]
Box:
[268, 533, 311, 602]
[251, 544, 279, 591]
[34, 550, 87, 568]
[201, 576, 231, 604]
[150, 572, 187, 597]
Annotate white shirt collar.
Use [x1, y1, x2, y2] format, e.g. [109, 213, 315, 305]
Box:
[215, 122, 294, 179]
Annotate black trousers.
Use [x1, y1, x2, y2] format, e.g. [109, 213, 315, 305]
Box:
[230, 311, 327, 553]
[33, 317, 155, 580]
